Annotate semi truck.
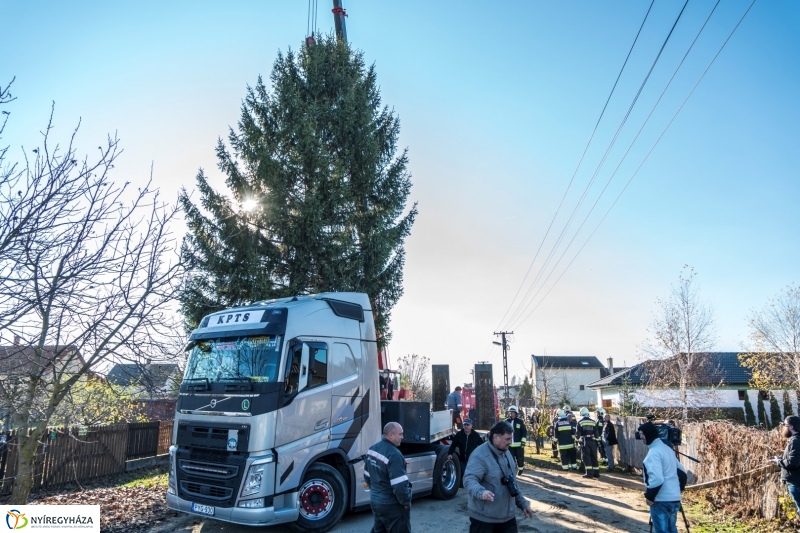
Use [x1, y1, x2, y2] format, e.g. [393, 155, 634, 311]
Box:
[166, 292, 461, 531]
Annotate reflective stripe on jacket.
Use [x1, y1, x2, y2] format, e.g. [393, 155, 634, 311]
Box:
[364, 438, 412, 506]
[505, 416, 527, 447]
[555, 419, 575, 450]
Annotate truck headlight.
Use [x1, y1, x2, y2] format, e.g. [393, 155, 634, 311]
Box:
[168, 445, 178, 495]
[241, 454, 274, 497]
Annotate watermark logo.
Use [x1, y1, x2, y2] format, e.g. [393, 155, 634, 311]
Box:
[6, 510, 28, 530]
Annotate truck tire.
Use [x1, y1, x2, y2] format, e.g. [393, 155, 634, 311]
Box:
[291, 463, 347, 533]
[431, 447, 460, 500]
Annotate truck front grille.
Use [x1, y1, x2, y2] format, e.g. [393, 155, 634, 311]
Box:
[181, 481, 233, 501]
[175, 424, 250, 508]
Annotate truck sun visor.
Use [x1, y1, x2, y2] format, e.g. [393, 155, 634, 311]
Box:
[322, 298, 364, 322]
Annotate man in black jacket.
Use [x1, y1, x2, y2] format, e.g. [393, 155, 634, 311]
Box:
[602, 413, 618, 470]
[772, 415, 800, 512]
[448, 418, 484, 479]
[365, 422, 412, 533]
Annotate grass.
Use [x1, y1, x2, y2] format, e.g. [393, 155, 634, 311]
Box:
[118, 467, 169, 489]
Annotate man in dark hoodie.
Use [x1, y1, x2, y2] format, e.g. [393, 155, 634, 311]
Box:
[771, 415, 800, 512]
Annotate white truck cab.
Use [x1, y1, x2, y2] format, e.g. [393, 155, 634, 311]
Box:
[166, 293, 459, 532]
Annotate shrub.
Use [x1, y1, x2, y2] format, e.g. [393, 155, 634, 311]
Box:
[783, 390, 794, 417]
[757, 396, 769, 428]
[743, 392, 756, 426]
[770, 393, 782, 428]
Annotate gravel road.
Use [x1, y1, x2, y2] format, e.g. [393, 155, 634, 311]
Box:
[160, 466, 652, 533]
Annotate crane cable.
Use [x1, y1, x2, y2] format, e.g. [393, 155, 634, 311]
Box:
[504, 0, 691, 330]
[509, 0, 758, 330]
[492, 0, 656, 333]
[307, 0, 319, 38]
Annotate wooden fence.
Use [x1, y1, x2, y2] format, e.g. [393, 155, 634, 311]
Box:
[0, 420, 173, 496]
[612, 416, 785, 519]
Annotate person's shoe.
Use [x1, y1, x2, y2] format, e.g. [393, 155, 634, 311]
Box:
[582, 473, 591, 478]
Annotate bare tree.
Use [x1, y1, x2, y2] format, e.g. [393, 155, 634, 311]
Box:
[0, 88, 183, 503]
[642, 266, 717, 423]
[397, 353, 431, 403]
[740, 284, 800, 392]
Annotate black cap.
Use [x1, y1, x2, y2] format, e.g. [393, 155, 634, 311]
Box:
[638, 422, 659, 445]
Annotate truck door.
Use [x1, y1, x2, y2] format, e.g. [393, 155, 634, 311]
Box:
[275, 340, 332, 449]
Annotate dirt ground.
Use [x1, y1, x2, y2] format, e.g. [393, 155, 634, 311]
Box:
[158, 466, 653, 533]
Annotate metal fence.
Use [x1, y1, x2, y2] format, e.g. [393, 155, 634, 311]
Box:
[0, 420, 173, 496]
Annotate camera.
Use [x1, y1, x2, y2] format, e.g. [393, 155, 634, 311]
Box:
[500, 475, 520, 497]
[635, 417, 682, 448]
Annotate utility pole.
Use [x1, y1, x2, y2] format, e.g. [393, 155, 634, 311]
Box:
[332, 0, 348, 43]
[493, 332, 513, 402]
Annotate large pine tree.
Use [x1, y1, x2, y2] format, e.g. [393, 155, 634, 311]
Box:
[180, 36, 417, 347]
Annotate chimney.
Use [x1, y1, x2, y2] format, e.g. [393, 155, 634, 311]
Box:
[607, 358, 614, 374]
[13, 335, 20, 346]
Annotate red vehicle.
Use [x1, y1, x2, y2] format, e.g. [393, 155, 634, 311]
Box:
[460, 386, 501, 428]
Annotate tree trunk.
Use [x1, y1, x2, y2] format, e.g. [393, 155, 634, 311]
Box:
[8, 428, 42, 504]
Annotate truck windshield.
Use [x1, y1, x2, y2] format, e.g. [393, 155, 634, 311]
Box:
[184, 336, 283, 383]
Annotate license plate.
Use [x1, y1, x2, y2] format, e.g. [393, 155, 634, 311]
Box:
[191, 503, 215, 516]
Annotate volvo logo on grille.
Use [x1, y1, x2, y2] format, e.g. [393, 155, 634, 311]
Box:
[210, 399, 217, 408]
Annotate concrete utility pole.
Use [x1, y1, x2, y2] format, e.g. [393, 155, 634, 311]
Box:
[332, 0, 348, 43]
[493, 331, 513, 402]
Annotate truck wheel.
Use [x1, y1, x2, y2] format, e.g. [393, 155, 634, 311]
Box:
[291, 463, 347, 533]
[431, 447, 460, 500]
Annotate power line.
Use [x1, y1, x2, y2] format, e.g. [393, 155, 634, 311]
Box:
[510, 0, 757, 329]
[505, 0, 691, 329]
[508, 0, 722, 330]
[493, 0, 656, 332]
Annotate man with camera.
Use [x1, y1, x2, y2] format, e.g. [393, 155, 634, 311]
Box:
[638, 421, 685, 533]
[463, 421, 535, 533]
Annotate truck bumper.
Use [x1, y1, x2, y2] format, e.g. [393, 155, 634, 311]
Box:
[167, 491, 299, 527]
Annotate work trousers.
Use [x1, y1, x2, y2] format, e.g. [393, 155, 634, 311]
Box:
[468, 517, 518, 533]
[559, 447, 577, 470]
[581, 438, 599, 475]
[603, 441, 615, 470]
[510, 445, 525, 473]
[370, 502, 411, 533]
[598, 438, 607, 461]
[452, 410, 462, 430]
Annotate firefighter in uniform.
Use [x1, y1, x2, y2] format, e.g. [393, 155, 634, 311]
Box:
[595, 408, 607, 465]
[554, 409, 578, 471]
[364, 422, 412, 533]
[505, 406, 528, 475]
[577, 407, 600, 478]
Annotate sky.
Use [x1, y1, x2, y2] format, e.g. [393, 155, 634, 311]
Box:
[3, 1, 799, 387]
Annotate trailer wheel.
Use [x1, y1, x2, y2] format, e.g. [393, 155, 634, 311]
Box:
[291, 463, 347, 533]
[431, 447, 460, 500]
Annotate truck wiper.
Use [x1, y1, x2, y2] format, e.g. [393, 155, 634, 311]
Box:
[220, 377, 253, 392]
[184, 378, 210, 392]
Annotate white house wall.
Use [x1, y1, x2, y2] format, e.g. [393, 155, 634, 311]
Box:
[534, 367, 603, 406]
[594, 387, 799, 424]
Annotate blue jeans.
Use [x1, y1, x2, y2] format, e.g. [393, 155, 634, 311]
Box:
[649, 501, 680, 533]
[787, 483, 800, 512]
